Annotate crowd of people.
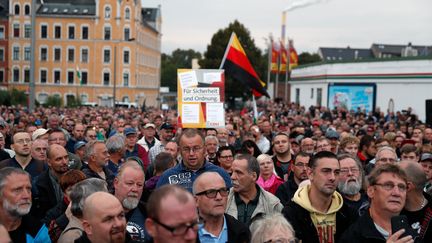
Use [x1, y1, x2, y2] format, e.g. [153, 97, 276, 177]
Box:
[0, 100, 431, 243]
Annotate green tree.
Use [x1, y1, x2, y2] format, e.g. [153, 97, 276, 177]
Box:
[44, 95, 62, 107]
[161, 49, 202, 92]
[298, 52, 322, 65]
[199, 20, 267, 101]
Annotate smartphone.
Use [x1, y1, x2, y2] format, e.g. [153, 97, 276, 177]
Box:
[391, 215, 417, 239]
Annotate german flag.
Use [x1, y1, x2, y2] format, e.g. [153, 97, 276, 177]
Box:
[289, 40, 299, 70]
[221, 33, 270, 98]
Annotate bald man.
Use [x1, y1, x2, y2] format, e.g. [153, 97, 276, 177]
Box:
[193, 172, 250, 243]
[399, 161, 432, 242]
[80, 191, 127, 243]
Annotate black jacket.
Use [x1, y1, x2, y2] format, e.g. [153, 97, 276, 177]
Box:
[197, 214, 250, 243]
[339, 209, 386, 243]
[81, 164, 115, 193]
[283, 199, 356, 243]
[31, 169, 60, 221]
[275, 178, 299, 206]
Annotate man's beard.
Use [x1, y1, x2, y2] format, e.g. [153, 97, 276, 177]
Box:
[122, 194, 139, 210]
[3, 198, 32, 217]
[338, 177, 362, 196]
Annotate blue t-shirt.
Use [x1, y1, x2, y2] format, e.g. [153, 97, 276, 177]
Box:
[156, 161, 232, 192]
[198, 215, 228, 243]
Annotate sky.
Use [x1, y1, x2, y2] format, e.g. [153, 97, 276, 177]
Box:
[143, 0, 432, 55]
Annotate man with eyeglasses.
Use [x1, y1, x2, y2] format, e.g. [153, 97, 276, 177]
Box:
[337, 153, 369, 216]
[145, 185, 199, 243]
[283, 151, 355, 243]
[341, 163, 414, 243]
[193, 172, 250, 243]
[276, 152, 310, 206]
[156, 129, 232, 192]
[365, 146, 398, 175]
[0, 132, 47, 179]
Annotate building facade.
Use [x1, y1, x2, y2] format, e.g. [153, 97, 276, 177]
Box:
[0, 0, 8, 88]
[7, 0, 161, 107]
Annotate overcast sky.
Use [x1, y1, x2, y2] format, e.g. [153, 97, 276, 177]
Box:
[144, 0, 432, 55]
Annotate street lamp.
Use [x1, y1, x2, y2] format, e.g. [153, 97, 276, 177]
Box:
[113, 38, 135, 107]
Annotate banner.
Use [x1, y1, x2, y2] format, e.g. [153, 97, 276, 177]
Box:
[271, 41, 280, 73]
[177, 69, 225, 128]
[279, 41, 288, 74]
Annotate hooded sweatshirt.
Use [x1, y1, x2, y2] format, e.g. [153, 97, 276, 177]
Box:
[293, 185, 343, 243]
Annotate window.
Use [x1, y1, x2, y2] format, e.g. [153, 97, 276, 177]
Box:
[125, 8, 130, 20]
[124, 28, 130, 41]
[104, 26, 111, 40]
[68, 26, 75, 39]
[123, 73, 129, 87]
[24, 5, 30, 15]
[103, 49, 110, 63]
[105, 6, 111, 18]
[54, 70, 61, 84]
[41, 47, 48, 61]
[54, 25, 61, 39]
[0, 26, 4, 39]
[103, 72, 110, 86]
[13, 68, 19, 82]
[13, 24, 20, 38]
[54, 48, 61, 61]
[82, 26, 88, 39]
[81, 48, 88, 63]
[40, 70, 47, 83]
[295, 88, 300, 104]
[67, 71, 74, 84]
[24, 24, 31, 38]
[0, 48, 4, 61]
[68, 48, 74, 62]
[81, 71, 88, 85]
[123, 50, 130, 64]
[41, 25, 47, 38]
[24, 47, 31, 61]
[14, 5, 20, 15]
[0, 70, 4, 83]
[13, 46, 19, 60]
[24, 69, 30, 83]
[317, 88, 322, 107]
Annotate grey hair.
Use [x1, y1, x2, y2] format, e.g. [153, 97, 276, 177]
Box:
[0, 168, 30, 197]
[234, 153, 260, 180]
[205, 135, 219, 145]
[250, 213, 295, 243]
[402, 161, 428, 191]
[375, 146, 397, 160]
[69, 178, 108, 218]
[106, 134, 125, 154]
[83, 140, 105, 162]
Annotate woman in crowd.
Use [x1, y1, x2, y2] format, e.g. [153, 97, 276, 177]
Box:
[256, 154, 283, 194]
[250, 213, 298, 243]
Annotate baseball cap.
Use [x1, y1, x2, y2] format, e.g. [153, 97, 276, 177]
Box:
[325, 130, 340, 140]
[32, 128, 49, 141]
[124, 127, 137, 136]
[160, 123, 173, 130]
[74, 141, 87, 152]
[420, 153, 432, 162]
[144, 123, 156, 129]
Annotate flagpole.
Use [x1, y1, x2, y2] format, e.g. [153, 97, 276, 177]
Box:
[281, 11, 288, 102]
[219, 32, 236, 69]
[266, 34, 272, 100]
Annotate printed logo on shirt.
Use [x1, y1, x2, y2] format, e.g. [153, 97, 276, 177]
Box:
[127, 222, 146, 242]
[168, 172, 192, 185]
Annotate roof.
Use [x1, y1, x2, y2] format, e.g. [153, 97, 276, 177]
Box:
[319, 47, 374, 62]
[36, 0, 96, 16]
[141, 7, 160, 33]
[0, 0, 9, 19]
[371, 43, 432, 57]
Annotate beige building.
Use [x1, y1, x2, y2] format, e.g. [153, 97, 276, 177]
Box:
[7, 0, 161, 107]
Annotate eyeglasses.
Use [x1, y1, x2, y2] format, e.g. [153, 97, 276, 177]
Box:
[264, 238, 299, 243]
[340, 167, 360, 174]
[219, 155, 233, 159]
[294, 163, 308, 168]
[15, 138, 31, 145]
[378, 158, 397, 163]
[181, 146, 203, 154]
[151, 218, 199, 236]
[374, 182, 407, 192]
[195, 187, 229, 198]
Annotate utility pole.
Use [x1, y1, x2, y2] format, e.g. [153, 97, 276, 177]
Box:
[29, 0, 37, 111]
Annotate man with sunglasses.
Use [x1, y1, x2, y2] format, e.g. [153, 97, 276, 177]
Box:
[340, 163, 414, 242]
[145, 185, 199, 243]
[156, 129, 232, 192]
[193, 172, 250, 243]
